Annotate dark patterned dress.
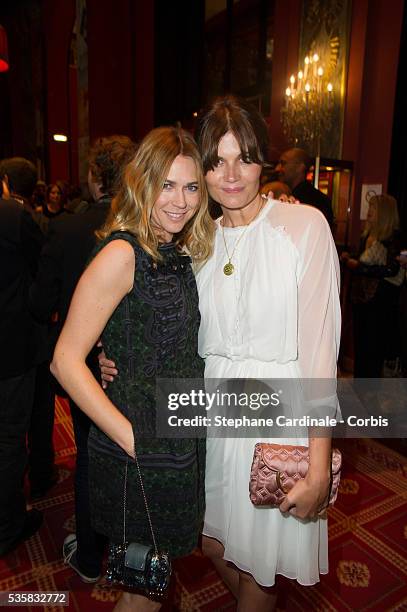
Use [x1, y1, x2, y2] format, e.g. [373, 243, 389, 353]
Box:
[88, 232, 205, 557]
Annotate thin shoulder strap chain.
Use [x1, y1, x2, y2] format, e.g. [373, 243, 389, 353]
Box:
[121, 292, 159, 554]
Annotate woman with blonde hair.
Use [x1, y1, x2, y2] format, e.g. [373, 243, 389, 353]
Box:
[52, 126, 214, 611]
[342, 193, 403, 376]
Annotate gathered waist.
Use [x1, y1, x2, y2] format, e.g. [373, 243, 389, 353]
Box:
[204, 354, 300, 379]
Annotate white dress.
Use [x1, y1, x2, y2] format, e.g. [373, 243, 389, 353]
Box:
[195, 198, 341, 587]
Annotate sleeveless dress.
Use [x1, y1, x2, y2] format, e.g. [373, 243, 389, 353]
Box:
[88, 232, 205, 558]
[196, 198, 341, 586]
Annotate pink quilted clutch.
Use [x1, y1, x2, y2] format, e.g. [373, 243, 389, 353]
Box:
[249, 443, 342, 507]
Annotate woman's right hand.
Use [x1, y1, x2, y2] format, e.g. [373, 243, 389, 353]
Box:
[340, 252, 359, 270]
[397, 253, 407, 269]
[279, 470, 330, 519]
[98, 349, 118, 389]
[97, 350, 134, 458]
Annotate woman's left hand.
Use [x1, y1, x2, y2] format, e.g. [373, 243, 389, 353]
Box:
[266, 191, 299, 204]
[278, 471, 330, 519]
[340, 252, 359, 269]
[397, 254, 407, 269]
[345, 257, 359, 270]
[278, 194, 300, 204]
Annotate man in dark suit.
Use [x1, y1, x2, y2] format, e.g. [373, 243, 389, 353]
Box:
[0, 158, 44, 556]
[275, 148, 334, 226]
[29, 135, 136, 582]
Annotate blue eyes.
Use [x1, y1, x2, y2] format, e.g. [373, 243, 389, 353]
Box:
[162, 182, 198, 192]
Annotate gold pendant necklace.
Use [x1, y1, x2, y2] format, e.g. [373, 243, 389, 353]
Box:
[221, 196, 264, 276]
[223, 261, 234, 275]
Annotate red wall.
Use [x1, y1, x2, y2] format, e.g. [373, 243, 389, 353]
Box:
[343, 0, 404, 246]
[269, 0, 301, 157]
[133, 1, 154, 139]
[87, 0, 154, 142]
[68, 64, 79, 185]
[43, 0, 76, 182]
[87, 0, 134, 140]
[44, 0, 154, 183]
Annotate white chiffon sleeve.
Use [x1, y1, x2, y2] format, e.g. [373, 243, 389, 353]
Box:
[296, 210, 341, 379]
[291, 207, 341, 418]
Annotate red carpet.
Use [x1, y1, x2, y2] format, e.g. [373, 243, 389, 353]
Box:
[0, 397, 406, 611]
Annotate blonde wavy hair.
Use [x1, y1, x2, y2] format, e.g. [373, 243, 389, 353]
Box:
[97, 126, 214, 263]
[365, 193, 400, 241]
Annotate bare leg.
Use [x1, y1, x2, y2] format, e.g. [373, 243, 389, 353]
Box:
[113, 591, 161, 612]
[237, 571, 277, 612]
[202, 535, 239, 598]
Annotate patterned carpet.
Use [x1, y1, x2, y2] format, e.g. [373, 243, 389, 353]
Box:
[0, 397, 406, 611]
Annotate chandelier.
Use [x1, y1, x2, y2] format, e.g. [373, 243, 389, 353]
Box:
[280, 53, 334, 158]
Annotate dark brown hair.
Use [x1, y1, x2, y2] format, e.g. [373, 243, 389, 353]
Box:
[195, 95, 269, 173]
[88, 135, 137, 197]
[46, 182, 63, 200]
[0, 157, 37, 198]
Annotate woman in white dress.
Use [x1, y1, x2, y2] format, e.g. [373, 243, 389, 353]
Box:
[194, 96, 341, 610]
[101, 96, 341, 610]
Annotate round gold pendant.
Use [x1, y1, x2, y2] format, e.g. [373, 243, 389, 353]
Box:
[223, 262, 234, 276]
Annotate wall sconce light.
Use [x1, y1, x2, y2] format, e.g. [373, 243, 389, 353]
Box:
[0, 25, 9, 72]
[53, 134, 68, 142]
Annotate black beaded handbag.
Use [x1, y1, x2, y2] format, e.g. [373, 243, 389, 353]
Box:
[105, 293, 171, 598]
[105, 450, 171, 597]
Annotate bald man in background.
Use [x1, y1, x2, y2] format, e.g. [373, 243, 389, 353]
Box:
[275, 148, 334, 226]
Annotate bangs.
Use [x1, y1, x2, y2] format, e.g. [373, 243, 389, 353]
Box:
[197, 96, 269, 173]
[230, 115, 266, 166]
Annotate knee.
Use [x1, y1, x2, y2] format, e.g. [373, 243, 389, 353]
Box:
[201, 535, 225, 561]
[238, 569, 276, 595]
[238, 571, 252, 584]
